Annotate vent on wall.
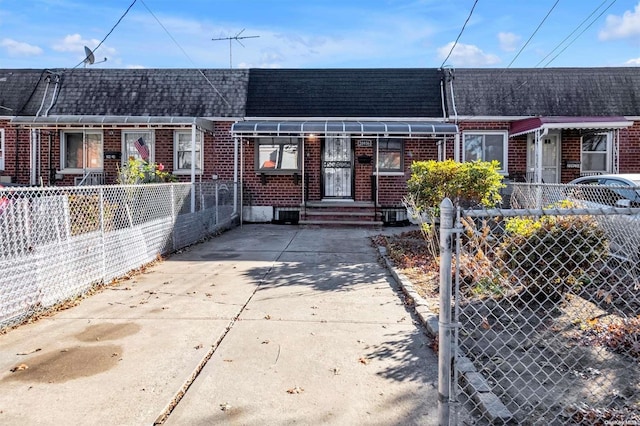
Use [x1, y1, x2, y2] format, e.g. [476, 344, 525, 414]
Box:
[273, 208, 300, 225]
[381, 209, 409, 226]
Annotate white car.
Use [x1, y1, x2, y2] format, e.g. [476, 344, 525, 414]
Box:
[568, 174, 640, 208]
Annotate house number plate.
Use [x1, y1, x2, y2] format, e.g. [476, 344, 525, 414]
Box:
[323, 161, 351, 168]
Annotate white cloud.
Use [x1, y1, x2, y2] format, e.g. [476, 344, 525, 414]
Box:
[52, 34, 98, 52]
[0, 38, 43, 56]
[599, 2, 640, 40]
[52, 34, 117, 63]
[437, 42, 500, 66]
[625, 57, 640, 65]
[498, 32, 521, 52]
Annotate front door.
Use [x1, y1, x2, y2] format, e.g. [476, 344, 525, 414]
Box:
[527, 133, 560, 183]
[322, 135, 353, 199]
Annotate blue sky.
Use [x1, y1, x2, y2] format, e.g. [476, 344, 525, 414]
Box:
[0, 0, 639, 69]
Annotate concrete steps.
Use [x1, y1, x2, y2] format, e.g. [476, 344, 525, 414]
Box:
[299, 201, 383, 227]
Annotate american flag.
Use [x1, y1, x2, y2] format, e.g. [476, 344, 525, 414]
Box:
[134, 137, 150, 160]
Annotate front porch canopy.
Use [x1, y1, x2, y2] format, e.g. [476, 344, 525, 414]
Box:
[231, 120, 458, 136]
[509, 116, 633, 137]
[510, 116, 635, 184]
[11, 115, 216, 132]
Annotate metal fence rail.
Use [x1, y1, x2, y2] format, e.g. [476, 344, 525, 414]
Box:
[0, 181, 238, 328]
[439, 184, 640, 424]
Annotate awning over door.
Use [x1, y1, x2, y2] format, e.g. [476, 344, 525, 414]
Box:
[10, 115, 216, 132]
[231, 120, 458, 136]
[509, 116, 633, 137]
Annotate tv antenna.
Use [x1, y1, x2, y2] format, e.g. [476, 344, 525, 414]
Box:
[83, 46, 107, 68]
[212, 29, 259, 68]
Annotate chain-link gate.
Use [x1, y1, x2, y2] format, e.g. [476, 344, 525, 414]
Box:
[0, 181, 238, 329]
[439, 183, 640, 425]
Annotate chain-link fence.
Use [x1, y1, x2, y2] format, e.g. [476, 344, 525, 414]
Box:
[440, 183, 640, 425]
[0, 181, 238, 328]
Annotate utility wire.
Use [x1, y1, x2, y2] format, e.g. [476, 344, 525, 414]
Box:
[504, 0, 559, 69]
[139, 0, 231, 108]
[439, 0, 479, 68]
[73, 0, 137, 68]
[534, 0, 610, 68]
[542, 0, 617, 68]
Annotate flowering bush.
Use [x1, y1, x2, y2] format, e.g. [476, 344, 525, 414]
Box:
[117, 157, 175, 184]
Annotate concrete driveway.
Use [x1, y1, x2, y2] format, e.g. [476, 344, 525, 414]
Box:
[0, 225, 444, 425]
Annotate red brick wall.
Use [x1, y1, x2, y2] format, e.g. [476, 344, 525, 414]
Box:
[619, 122, 640, 173]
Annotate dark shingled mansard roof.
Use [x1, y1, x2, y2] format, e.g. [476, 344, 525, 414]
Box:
[446, 67, 640, 117]
[4, 68, 249, 118]
[246, 68, 446, 118]
[0, 69, 47, 115]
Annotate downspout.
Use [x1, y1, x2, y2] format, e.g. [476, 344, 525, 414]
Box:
[48, 132, 53, 185]
[240, 138, 244, 226]
[43, 74, 60, 117]
[31, 75, 51, 186]
[301, 135, 305, 209]
[190, 124, 196, 213]
[445, 68, 462, 163]
[14, 128, 19, 183]
[233, 136, 238, 216]
[375, 135, 379, 209]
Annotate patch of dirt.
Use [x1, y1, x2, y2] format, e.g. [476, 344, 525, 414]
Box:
[375, 231, 640, 425]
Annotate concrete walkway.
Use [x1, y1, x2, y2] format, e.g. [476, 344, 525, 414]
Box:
[0, 225, 444, 425]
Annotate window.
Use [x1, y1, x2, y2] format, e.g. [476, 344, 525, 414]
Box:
[463, 132, 507, 173]
[376, 139, 403, 172]
[123, 130, 154, 163]
[61, 131, 103, 171]
[0, 128, 4, 170]
[581, 132, 610, 174]
[256, 137, 300, 172]
[174, 130, 203, 173]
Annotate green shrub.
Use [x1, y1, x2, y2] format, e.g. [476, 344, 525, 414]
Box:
[406, 159, 504, 215]
[498, 213, 608, 301]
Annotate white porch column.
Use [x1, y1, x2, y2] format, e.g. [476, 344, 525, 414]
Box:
[454, 132, 460, 162]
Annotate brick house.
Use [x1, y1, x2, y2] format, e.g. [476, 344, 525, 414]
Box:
[1, 68, 247, 189]
[442, 68, 640, 185]
[1, 67, 639, 225]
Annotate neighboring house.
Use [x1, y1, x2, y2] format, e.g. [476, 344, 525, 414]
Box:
[1, 67, 639, 225]
[443, 68, 640, 184]
[1, 68, 247, 189]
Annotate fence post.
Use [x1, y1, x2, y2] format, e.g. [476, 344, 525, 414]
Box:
[438, 197, 455, 426]
[170, 184, 176, 251]
[99, 187, 106, 284]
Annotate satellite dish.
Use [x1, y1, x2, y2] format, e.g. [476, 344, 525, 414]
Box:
[83, 46, 95, 67]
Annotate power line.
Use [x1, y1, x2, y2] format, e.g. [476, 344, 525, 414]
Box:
[504, 0, 559, 69]
[139, 0, 231, 107]
[534, 0, 610, 68]
[439, 0, 479, 68]
[73, 0, 137, 69]
[542, 0, 617, 68]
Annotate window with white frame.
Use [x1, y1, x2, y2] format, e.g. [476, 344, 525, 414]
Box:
[174, 130, 203, 173]
[122, 130, 154, 163]
[256, 137, 300, 172]
[581, 132, 611, 174]
[463, 132, 508, 173]
[61, 130, 103, 171]
[376, 139, 403, 172]
[0, 128, 4, 170]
